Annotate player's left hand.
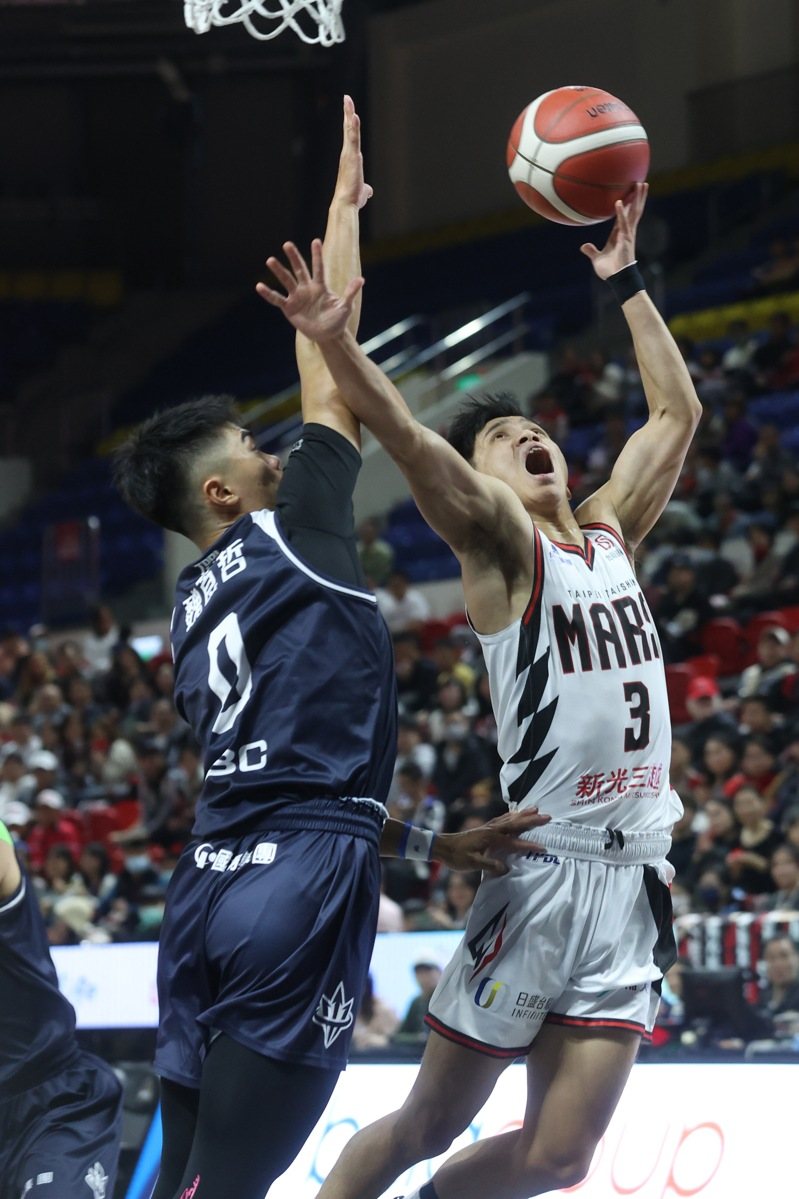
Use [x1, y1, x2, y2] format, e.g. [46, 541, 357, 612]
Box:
[434, 806, 551, 876]
[256, 239, 363, 341]
[579, 181, 648, 280]
[333, 94, 373, 211]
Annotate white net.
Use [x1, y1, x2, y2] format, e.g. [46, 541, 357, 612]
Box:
[184, 0, 345, 45]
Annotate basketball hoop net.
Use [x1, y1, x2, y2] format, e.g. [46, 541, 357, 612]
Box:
[184, 0, 345, 45]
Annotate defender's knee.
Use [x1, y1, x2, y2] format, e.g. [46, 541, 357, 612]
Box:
[393, 1106, 466, 1163]
[518, 1142, 594, 1194]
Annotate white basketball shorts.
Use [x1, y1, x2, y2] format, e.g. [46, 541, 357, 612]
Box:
[426, 849, 676, 1058]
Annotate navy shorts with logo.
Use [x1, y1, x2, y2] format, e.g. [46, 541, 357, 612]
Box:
[0, 1054, 122, 1199]
[155, 802, 382, 1088]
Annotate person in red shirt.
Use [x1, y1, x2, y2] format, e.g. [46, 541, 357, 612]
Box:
[25, 790, 82, 873]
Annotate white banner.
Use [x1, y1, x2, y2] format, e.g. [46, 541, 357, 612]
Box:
[271, 1062, 796, 1199]
[52, 932, 461, 1029]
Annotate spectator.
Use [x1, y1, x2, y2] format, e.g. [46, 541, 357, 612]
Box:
[667, 795, 699, 885]
[738, 626, 795, 699]
[426, 870, 481, 930]
[702, 734, 741, 801]
[0, 748, 34, 817]
[377, 879, 404, 932]
[755, 935, 799, 1029]
[78, 842, 118, 903]
[357, 516, 395, 588]
[375, 570, 432, 635]
[83, 603, 120, 675]
[727, 735, 783, 805]
[392, 633, 439, 715]
[681, 681, 739, 767]
[653, 553, 713, 662]
[95, 833, 161, 942]
[26, 790, 82, 873]
[691, 798, 740, 882]
[352, 975, 399, 1051]
[721, 318, 759, 379]
[431, 713, 493, 807]
[755, 845, 799, 912]
[391, 715, 436, 786]
[431, 636, 476, 698]
[752, 312, 795, 386]
[392, 958, 443, 1045]
[726, 785, 782, 896]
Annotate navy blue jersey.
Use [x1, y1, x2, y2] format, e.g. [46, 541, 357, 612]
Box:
[171, 437, 397, 838]
[0, 870, 80, 1095]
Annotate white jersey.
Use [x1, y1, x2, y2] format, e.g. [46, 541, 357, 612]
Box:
[474, 522, 680, 846]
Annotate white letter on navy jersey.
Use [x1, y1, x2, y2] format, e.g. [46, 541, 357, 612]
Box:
[207, 612, 253, 734]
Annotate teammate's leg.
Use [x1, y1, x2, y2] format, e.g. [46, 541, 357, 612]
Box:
[150, 1079, 200, 1199]
[414, 1023, 639, 1199]
[168, 1033, 340, 1199]
[316, 1031, 510, 1199]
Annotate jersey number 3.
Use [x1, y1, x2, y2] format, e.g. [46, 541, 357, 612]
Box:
[208, 612, 253, 734]
[623, 681, 650, 751]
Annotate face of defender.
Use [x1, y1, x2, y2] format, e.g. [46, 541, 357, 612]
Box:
[471, 416, 569, 509]
[216, 424, 283, 513]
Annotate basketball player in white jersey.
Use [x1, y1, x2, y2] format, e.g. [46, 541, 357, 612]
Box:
[258, 181, 702, 1199]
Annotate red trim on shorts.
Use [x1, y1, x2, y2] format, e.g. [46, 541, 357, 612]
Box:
[522, 525, 545, 626]
[547, 1013, 645, 1036]
[424, 1014, 531, 1058]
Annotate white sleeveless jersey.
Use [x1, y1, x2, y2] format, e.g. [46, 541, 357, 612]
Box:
[474, 522, 680, 837]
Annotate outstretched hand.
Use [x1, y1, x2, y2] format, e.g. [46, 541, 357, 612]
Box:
[255, 240, 363, 342]
[580, 181, 648, 280]
[434, 806, 551, 876]
[334, 94, 373, 211]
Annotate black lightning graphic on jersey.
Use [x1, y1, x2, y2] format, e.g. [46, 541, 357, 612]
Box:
[467, 903, 510, 980]
[507, 540, 558, 805]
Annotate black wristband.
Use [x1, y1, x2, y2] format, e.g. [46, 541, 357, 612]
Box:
[606, 262, 646, 305]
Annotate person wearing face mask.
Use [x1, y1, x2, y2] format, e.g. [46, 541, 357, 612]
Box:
[431, 713, 493, 809]
[94, 835, 161, 942]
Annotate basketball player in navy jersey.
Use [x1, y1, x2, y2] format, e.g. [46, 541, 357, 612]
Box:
[258, 181, 702, 1199]
[114, 99, 546, 1199]
[0, 820, 122, 1199]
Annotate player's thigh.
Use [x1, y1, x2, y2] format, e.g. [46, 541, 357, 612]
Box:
[397, 1029, 509, 1145]
[522, 1022, 639, 1158]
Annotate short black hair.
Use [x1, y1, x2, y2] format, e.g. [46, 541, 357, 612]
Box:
[113, 395, 239, 536]
[447, 393, 523, 461]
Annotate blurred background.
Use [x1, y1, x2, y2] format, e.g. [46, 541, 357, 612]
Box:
[0, 0, 798, 1193]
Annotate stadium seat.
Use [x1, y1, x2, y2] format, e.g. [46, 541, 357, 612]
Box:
[683, 653, 721, 678]
[743, 610, 791, 651]
[698, 618, 745, 677]
[665, 664, 694, 724]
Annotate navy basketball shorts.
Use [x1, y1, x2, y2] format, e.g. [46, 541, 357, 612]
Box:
[0, 1054, 122, 1199]
[155, 823, 381, 1088]
[427, 853, 676, 1057]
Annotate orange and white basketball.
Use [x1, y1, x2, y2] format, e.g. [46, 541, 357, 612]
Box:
[506, 86, 649, 226]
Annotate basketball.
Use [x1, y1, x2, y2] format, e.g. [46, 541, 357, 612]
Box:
[506, 85, 649, 226]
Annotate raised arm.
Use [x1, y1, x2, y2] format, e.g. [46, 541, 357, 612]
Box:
[293, 95, 372, 448]
[256, 241, 532, 601]
[576, 184, 702, 551]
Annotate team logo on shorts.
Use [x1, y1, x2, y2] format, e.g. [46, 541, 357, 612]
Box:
[467, 903, 509, 982]
[474, 977, 506, 1009]
[85, 1161, 109, 1198]
[313, 981, 355, 1048]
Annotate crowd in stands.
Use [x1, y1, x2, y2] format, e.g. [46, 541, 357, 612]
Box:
[1, 299, 798, 1052]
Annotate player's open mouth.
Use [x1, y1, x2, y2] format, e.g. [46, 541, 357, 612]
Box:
[525, 446, 553, 476]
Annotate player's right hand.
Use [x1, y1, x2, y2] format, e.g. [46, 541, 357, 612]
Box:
[333, 94, 373, 211]
[435, 806, 551, 877]
[256, 239, 363, 341]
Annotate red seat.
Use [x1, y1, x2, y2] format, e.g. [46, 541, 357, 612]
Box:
[698, 618, 745, 677]
[113, 799, 143, 831]
[779, 606, 799, 633]
[82, 804, 118, 846]
[683, 653, 721, 678]
[418, 619, 451, 654]
[743, 610, 791, 649]
[665, 664, 694, 724]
